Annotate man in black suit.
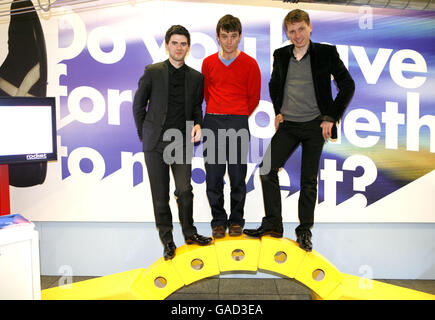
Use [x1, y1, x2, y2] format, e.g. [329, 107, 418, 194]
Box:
[133, 25, 212, 260]
[244, 9, 355, 251]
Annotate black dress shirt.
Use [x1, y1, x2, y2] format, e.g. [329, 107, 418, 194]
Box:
[163, 60, 186, 133]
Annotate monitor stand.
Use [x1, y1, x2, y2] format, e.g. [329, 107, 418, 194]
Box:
[0, 164, 10, 216]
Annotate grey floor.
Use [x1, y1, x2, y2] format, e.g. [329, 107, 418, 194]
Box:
[40, 275, 435, 300]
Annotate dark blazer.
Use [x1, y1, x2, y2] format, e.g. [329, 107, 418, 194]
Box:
[132, 60, 204, 152]
[269, 41, 355, 139]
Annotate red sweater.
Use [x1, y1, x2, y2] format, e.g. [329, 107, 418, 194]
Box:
[201, 51, 261, 116]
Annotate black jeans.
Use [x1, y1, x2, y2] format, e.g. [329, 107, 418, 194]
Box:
[203, 114, 250, 229]
[144, 138, 197, 244]
[259, 119, 325, 236]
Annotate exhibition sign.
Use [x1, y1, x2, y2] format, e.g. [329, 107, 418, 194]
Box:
[3, 1, 434, 222]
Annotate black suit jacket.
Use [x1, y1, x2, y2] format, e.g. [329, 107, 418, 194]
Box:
[132, 60, 204, 152]
[269, 41, 355, 139]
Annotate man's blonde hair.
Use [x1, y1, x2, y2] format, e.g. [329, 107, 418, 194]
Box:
[283, 9, 310, 30]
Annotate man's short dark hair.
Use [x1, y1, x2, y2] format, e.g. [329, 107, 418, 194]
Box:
[165, 25, 190, 45]
[216, 14, 242, 36]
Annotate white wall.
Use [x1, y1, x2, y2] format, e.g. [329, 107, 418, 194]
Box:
[34, 221, 435, 279]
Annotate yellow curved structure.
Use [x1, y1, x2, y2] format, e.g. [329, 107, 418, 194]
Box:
[41, 234, 435, 300]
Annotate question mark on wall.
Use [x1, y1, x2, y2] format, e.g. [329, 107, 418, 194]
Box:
[342, 154, 378, 192]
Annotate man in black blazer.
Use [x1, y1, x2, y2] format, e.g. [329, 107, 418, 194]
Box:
[244, 9, 355, 251]
[133, 25, 212, 260]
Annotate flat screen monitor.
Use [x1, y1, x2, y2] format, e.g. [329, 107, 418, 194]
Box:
[0, 97, 57, 164]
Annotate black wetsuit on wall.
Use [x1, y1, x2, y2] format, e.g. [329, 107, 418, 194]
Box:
[0, 0, 48, 187]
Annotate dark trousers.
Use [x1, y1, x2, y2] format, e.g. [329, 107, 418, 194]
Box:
[144, 138, 197, 244]
[203, 114, 250, 228]
[260, 119, 325, 236]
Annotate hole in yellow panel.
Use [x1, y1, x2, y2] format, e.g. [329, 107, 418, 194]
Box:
[231, 249, 245, 261]
[154, 276, 167, 288]
[312, 269, 325, 281]
[191, 259, 204, 271]
[274, 251, 287, 264]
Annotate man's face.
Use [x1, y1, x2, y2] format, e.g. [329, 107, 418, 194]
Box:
[285, 20, 312, 49]
[217, 29, 241, 55]
[165, 34, 190, 63]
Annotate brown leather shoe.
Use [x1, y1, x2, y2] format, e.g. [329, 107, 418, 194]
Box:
[212, 225, 226, 239]
[229, 224, 242, 237]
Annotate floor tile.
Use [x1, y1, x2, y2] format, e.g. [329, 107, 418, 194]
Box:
[167, 293, 220, 300]
[410, 280, 435, 294]
[377, 279, 435, 295]
[219, 278, 278, 295]
[218, 294, 280, 300]
[274, 278, 311, 295]
[279, 294, 312, 300]
[40, 276, 60, 290]
[176, 278, 219, 294]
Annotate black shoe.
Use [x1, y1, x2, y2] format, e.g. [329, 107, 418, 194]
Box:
[243, 226, 283, 238]
[185, 233, 213, 246]
[163, 241, 176, 260]
[296, 232, 312, 252]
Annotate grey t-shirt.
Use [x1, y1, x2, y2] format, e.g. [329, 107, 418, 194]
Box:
[280, 52, 321, 122]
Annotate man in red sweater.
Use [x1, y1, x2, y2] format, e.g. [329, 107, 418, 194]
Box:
[201, 14, 261, 239]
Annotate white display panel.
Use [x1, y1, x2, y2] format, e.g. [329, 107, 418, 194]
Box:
[0, 97, 57, 164]
[0, 106, 53, 156]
